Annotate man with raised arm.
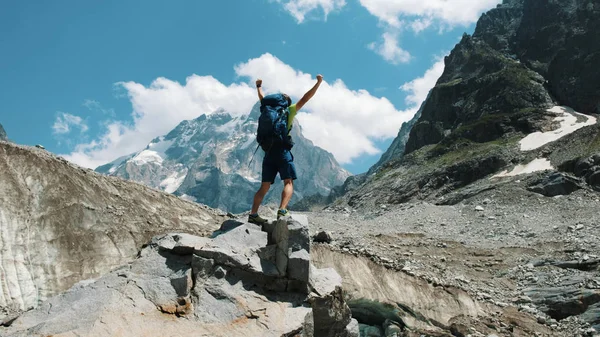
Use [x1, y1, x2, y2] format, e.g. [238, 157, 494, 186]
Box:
[248, 74, 323, 224]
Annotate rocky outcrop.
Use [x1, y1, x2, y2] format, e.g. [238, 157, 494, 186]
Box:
[515, 0, 600, 114]
[97, 104, 351, 213]
[0, 216, 359, 337]
[0, 142, 227, 320]
[527, 172, 585, 197]
[334, 0, 600, 210]
[402, 0, 599, 154]
[0, 123, 7, 142]
[560, 152, 600, 192]
[404, 32, 553, 155]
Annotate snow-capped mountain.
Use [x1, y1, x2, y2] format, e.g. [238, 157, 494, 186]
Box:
[96, 103, 352, 213]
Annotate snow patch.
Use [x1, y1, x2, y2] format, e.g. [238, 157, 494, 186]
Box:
[99, 153, 134, 173]
[131, 138, 174, 165]
[148, 137, 174, 153]
[243, 175, 260, 183]
[160, 168, 188, 193]
[519, 106, 597, 151]
[215, 116, 243, 136]
[492, 158, 554, 178]
[179, 128, 197, 145]
[132, 150, 164, 165]
[240, 135, 256, 150]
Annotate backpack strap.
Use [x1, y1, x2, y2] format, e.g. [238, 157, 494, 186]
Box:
[248, 143, 261, 168]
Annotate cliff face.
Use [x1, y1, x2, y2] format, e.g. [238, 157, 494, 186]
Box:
[0, 142, 226, 318]
[405, 0, 599, 155]
[333, 0, 600, 210]
[514, 0, 600, 114]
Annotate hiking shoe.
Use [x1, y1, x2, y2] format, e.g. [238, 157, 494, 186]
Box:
[248, 213, 268, 225]
[277, 209, 290, 219]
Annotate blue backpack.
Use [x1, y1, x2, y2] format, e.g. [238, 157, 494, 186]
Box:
[256, 93, 294, 152]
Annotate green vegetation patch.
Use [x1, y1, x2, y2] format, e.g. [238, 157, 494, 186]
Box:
[429, 135, 519, 168]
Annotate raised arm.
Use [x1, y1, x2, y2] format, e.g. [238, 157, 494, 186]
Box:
[296, 74, 323, 111]
[256, 79, 264, 101]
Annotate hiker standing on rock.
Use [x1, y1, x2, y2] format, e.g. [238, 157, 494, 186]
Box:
[248, 75, 323, 224]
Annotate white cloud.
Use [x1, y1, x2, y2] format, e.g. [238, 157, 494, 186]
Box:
[275, 0, 346, 23]
[358, 0, 501, 30]
[410, 17, 434, 33]
[52, 112, 88, 135]
[83, 99, 116, 116]
[363, 0, 500, 64]
[62, 76, 257, 169]
[61, 53, 444, 169]
[368, 31, 411, 65]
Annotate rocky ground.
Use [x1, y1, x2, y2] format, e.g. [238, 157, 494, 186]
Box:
[285, 176, 600, 337]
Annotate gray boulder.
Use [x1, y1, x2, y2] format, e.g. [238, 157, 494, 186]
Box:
[525, 284, 600, 330]
[527, 172, 585, 197]
[311, 286, 353, 337]
[313, 230, 333, 244]
[566, 152, 600, 191]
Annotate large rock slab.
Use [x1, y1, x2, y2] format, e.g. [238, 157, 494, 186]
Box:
[525, 285, 600, 326]
[272, 214, 311, 282]
[527, 172, 584, 197]
[273, 218, 290, 276]
[287, 214, 311, 253]
[289, 249, 310, 284]
[0, 142, 226, 319]
[196, 224, 279, 276]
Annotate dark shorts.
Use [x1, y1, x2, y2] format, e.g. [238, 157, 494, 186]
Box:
[262, 149, 297, 184]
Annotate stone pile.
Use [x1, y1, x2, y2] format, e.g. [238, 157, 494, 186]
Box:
[0, 215, 359, 337]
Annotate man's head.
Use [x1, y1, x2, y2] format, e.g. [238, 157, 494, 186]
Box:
[282, 93, 292, 107]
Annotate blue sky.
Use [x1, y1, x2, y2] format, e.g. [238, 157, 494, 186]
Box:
[0, 0, 501, 174]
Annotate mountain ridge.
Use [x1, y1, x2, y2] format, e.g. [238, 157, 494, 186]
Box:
[328, 0, 600, 210]
[0, 123, 7, 142]
[96, 103, 351, 213]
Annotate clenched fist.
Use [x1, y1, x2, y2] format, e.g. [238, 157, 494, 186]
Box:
[256, 79, 262, 87]
[316, 74, 323, 83]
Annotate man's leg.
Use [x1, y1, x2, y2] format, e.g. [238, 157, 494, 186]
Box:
[279, 179, 294, 210]
[249, 155, 277, 224]
[251, 182, 271, 214]
[277, 150, 297, 218]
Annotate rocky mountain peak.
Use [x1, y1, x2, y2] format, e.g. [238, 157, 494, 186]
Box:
[0, 123, 7, 142]
[247, 101, 261, 121]
[330, 0, 600, 213]
[97, 106, 351, 213]
[378, 0, 599, 161]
